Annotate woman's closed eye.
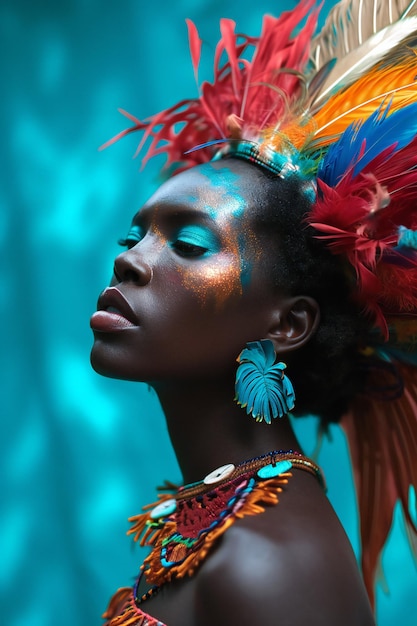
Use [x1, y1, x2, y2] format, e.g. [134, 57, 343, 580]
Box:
[118, 223, 220, 258]
[170, 225, 220, 258]
[118, 225, 146, 249]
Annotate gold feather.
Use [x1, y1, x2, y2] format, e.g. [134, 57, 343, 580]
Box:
[310, 17, 417, 109]
[310, 0, 417, 70]
[308, 0, 417, 109]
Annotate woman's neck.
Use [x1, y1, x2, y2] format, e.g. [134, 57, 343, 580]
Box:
[153, 378, 303, 484]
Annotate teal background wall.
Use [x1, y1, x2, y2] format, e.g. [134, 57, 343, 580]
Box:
[2, 1, 416, 624]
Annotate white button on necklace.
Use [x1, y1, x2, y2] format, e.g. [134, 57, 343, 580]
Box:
[150, 498, 177, 519]
[203, 463, 236, 485]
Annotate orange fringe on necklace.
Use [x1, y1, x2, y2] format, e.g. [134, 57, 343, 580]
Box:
[102, 452, 323, 625]
[129, 474, 290, 586]
[103, 472, 294, 626]
[103, 587, 164, 626]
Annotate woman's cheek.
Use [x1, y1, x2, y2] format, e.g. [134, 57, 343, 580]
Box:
[176, 230, 262, 309]
[179, 255, 243, 309]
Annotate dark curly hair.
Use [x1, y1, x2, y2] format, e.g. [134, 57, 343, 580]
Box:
[245, 162, 370, 424]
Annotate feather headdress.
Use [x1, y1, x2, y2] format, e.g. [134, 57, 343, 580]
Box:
[102, 0, 417, 609]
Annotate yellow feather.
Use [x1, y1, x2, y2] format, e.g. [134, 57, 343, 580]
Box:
[262, 117, 316, 151]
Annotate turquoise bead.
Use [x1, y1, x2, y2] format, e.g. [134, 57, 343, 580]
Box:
[257, 460, 292, 479]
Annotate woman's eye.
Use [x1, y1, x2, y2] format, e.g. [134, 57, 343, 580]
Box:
[171, 240, 209, 257]
[118, 225, 145, 249]
[170, 226, 219, 258]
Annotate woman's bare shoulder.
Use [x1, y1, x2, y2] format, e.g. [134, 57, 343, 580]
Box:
[194, 492, 375, 626]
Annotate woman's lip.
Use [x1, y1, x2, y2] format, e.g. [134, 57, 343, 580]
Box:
[94, 286, 140, 328]
[90, 310, 136, 332]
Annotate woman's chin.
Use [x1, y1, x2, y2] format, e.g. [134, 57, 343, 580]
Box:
[90, 341, 129, 380]
[90, 347, 117, 379]
[89, 341, 152, 383]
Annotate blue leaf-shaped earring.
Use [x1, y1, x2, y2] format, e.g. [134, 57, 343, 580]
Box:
[234, 339, 295, 424]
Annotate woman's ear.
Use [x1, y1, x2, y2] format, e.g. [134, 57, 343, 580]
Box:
[265, 296, 320, 354]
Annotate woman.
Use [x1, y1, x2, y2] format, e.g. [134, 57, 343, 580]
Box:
[90, 0, 417, 624]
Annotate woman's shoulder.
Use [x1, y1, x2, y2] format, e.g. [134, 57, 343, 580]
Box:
[194, 485, 375, 626]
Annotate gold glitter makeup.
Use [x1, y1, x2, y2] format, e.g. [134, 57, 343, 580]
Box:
[177, 193, 262, 308]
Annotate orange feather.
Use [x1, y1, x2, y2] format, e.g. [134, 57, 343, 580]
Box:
[312, 59, 417, 145]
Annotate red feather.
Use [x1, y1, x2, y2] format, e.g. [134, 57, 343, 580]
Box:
[186, 19, 202, 85]
[100, 0, 319, 171]
[342, 361, 417, 607]
[310, 136, 417, 336]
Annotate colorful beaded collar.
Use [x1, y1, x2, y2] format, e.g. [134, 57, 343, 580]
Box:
[128, 450, 324, 599]
[102, 450, 324, 625]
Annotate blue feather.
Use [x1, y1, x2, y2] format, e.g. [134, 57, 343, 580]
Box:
[318, 102, 417, 187]
[185, 139, 228, 154]
[397, 225, 417, 251]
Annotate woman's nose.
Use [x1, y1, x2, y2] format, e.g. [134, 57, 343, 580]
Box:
[113, 246, 153, 285]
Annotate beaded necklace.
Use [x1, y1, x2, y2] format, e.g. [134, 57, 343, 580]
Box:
[103, 450, 324, 625]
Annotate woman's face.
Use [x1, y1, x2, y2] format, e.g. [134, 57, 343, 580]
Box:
[90, 159, 281, 384]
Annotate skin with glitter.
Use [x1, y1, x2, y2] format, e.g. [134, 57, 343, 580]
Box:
[177, 168, 258, 306]
[126, 164, 261, 309]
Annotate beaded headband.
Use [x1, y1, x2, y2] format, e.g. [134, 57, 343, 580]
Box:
[213, 141, 295, 177]
[102, 0, 417, 608]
